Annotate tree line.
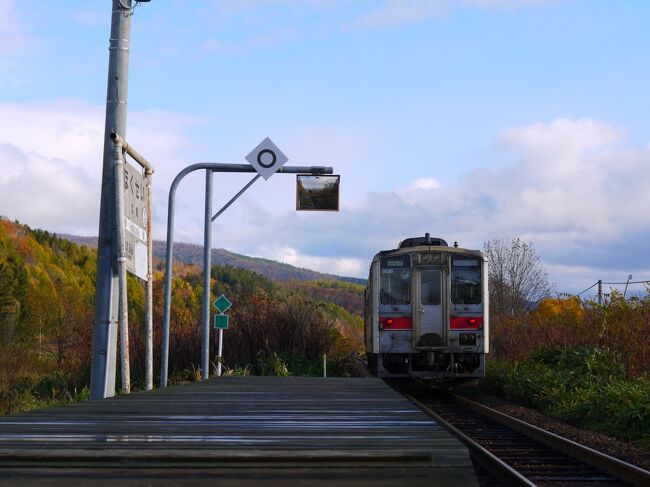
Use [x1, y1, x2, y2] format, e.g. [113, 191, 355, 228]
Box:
[0, 218, 364, 414]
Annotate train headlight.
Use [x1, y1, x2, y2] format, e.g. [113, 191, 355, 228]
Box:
[459, 333, 476, 346]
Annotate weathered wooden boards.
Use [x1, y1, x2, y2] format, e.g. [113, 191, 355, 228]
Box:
[0, 377, 478, 485]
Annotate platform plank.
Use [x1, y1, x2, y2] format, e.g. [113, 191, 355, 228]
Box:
[0, 377, 477, 485]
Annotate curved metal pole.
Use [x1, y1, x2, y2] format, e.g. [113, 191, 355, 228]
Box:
[161, 164, 254, 387]
[160, 165, 210, 387]
[160, 163, 334, 388]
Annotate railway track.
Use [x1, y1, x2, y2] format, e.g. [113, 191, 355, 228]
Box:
[396, 386, 650, 486]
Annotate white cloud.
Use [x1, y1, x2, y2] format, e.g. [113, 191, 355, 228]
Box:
[0, 99, 200, 236]
[1, 102, 647, 291]
[407, 177, 441, 190]
[191, 1, 560, 54]
[359, 0, 559, 27]
[0, 143, 98, 234]
[487, 118, 641, 237]
[0, 100, 104, 166]
[359, 0, 449, 27]
[465, 0, 555, 6]
[210, 117, 650, 290]
[262, 245, 366, 277]
[208, 0, 339, 13]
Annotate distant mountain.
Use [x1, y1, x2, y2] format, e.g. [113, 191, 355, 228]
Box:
[60, 234, 367, 285]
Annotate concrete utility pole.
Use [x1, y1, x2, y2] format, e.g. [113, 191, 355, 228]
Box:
[597, 279, 603, 305]
[90, 0, 133, 400]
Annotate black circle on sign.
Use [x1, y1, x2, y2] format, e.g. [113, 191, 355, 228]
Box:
[257, 149, 277, 168]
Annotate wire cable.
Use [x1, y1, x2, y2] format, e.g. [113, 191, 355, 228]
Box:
[601, 280, 650, 285]
[561, 278, 650, 300]
[573, 281, 598, 298]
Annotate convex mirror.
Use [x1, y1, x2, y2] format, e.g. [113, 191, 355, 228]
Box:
[296, 175, 340, 211]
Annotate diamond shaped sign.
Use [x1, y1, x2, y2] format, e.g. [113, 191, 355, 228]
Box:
[245, 137, 289, 180]
[214, 294, 232, 314]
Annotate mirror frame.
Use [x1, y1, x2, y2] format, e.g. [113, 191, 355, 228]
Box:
[296, 174, 340, 212]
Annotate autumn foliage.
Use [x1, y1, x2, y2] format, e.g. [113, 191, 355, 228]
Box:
[490, 291, 650, 379]
[0, 220, 95, 413]
[0, 218, 365, 414]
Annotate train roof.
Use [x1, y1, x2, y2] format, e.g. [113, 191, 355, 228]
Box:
[398, 235, 448, 248]
[371, 234, 485, 262]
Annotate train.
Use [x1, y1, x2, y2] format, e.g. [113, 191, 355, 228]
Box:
[364, 234, 488, 385]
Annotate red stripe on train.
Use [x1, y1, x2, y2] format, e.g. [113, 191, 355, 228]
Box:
[450, 316, 483, 330]
[379, 316, 412, 330]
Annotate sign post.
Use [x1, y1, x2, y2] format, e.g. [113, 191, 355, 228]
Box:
[108, 133, 154, 395]
[213, 294, 232, 377]
[199, 138, 290, 381]
[160, 137, 336, 388]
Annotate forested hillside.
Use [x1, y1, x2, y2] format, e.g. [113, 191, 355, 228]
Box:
[62, 234, 367, 285]
[0, 218, 365, 414]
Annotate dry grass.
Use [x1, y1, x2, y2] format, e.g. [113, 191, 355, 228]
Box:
[490, 291, 650, 378]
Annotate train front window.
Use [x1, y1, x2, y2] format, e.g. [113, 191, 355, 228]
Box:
[420, 270, 441, 305]
[451, 258, 481, 305]
[380, 255, 411, 305]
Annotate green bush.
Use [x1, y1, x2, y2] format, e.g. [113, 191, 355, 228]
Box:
[0, 370, 90, 414]
[487, 346, 650, 446]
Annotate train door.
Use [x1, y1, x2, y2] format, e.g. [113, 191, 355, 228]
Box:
[413, 266, 446, 348]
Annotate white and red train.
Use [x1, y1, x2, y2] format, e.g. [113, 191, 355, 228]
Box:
[364, 234, 489, 384]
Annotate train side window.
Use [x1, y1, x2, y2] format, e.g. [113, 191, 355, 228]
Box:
[380, 255, 410, 305]
[451, 258, 481, 305]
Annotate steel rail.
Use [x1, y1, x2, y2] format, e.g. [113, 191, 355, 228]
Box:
[451, 392, 650, 487]
[404, 392, 535, 487]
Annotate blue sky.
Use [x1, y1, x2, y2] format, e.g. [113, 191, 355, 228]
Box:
[1, 0, 649, 297]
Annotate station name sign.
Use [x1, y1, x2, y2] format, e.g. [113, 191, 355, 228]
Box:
[124, 161, 149, 280]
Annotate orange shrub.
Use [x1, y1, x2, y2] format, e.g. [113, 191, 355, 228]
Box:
[535, 296, 584, 321]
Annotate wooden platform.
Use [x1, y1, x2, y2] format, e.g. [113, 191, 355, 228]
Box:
[0, 377, 477, 485]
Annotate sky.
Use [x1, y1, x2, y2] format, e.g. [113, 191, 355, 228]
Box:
[0, 0, 649, 298]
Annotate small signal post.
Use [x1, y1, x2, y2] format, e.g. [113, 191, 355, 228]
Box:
[213, 294, 232, 377]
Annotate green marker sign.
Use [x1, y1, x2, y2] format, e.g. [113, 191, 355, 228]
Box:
[214, 294, 232, 314]
[214, 314, 229, 330]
